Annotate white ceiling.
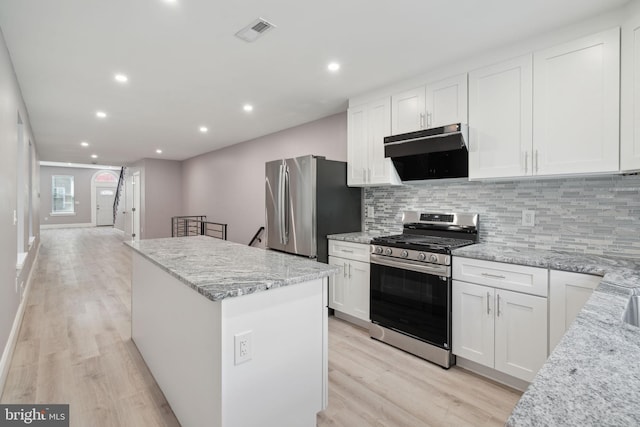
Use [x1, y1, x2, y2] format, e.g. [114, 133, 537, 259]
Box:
[0, 0, 631, 165]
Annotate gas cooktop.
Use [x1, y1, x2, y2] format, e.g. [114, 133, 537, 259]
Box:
[371, 234, 475, 252]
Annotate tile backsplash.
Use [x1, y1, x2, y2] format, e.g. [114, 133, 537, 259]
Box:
[364, 174, 640, 257]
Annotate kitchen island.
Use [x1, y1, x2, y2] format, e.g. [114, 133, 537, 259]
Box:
[125, 236, 338, 427]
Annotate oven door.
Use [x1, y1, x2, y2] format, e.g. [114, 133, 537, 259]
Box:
[370, 255, 451, 349]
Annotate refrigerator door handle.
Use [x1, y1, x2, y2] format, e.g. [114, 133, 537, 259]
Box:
[278, 164, 286, 244]
[284, 166, 290, 244]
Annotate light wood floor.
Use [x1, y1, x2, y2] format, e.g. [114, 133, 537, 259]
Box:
[1, 228, 521, 427]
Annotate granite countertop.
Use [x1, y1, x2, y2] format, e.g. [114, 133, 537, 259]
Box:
[326, 231, 386, 244]
[125, 236, 339, 302]
[451, 244, 640, 426]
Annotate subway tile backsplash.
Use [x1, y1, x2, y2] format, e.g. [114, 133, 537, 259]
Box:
[364, 174, 640, 257]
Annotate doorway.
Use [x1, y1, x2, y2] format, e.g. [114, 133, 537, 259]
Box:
[91, 170, 119, 227]
[96, 187, 116, 226]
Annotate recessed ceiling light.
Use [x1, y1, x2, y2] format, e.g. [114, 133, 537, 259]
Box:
[96, 111, 107, 118]
[91, 154, 98, 159]
[243, 104, 253, 112]
[156, 149, 163, 154]
[80, 141, 89, 147]
[199, 126, 208, 133]
[114, 73, 128, 83]
[163, 0, 177, 3]
[328, 62, 340, 72]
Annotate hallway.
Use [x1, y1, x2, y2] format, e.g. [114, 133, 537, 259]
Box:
[0, 228, 180, 426]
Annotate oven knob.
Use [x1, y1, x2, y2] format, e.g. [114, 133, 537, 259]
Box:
[384, 248, 393, 256]
[401, 250, 409, 258]
[429, 254, 439, 263]
[417, 253, 426, 261]
[375, 246, 383, 254]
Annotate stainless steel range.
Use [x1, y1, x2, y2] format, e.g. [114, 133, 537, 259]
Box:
[369, 211, 479, 368]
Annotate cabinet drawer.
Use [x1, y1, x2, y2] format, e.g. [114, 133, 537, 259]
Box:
[453, 257, 548, 297]
[328, 240, 370, 263]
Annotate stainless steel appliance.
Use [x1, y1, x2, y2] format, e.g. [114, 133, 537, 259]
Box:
[265, 155, 361, 263]
[384, 123, 469, 181]
[369, 211, 479, 368]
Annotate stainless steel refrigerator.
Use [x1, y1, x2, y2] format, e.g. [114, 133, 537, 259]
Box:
[265, 155, 361, 263]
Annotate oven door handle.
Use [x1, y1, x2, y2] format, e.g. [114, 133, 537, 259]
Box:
[371, 254, 449, 277]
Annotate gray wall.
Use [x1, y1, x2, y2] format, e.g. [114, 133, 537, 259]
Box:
[0, 27, 40, 384]
[123, 158, 182, 240]
[39, 166, 96, 225]
[144, 159, 183, 238]
[181, 112, 347, 245]
[365, 175, 640, 257]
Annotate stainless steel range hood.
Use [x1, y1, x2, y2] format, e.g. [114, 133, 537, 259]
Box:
[384, 123, 469, 181]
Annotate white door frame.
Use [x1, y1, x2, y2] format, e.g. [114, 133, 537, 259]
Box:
[90, 170, 119, 226]
[132, 171, 141, 241]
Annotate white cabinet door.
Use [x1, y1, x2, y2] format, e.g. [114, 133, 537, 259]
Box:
[348, 259, 371, 321]
[622, 19, 640, 171]
[468, 54, 533, 179]
[452, 280, 495, 368]
[494, 289, 547, 382]
[534, 28, 620, 175]
[426, 74, 468, 128]
[347, 105, 368, 186]
[328, 256, 347, 312]
[549, 270, 601, 353]
[367, 97, 394, 185]
[391, 86, 426, 135]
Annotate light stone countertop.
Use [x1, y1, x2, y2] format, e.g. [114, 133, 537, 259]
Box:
[451, 243, 640, 426]
[125, 236, 338, 302]
[326, 231, 387, 244]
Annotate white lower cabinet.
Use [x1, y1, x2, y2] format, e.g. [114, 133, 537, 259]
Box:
[452, 257, 548, 383]
[328, 241, 370, 322]
[548, 270, 601, 352]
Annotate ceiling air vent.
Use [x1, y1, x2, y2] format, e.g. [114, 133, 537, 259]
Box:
[235, 18, 276, 43]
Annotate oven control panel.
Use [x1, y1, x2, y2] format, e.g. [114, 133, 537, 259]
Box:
[370, 245, 451, 266]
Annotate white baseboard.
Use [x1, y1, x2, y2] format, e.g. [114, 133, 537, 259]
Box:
[333, 310, 371, 330]
[455, 357, 529, 392]
[0, 241, 40, 396]
[41, 222, 94, 229]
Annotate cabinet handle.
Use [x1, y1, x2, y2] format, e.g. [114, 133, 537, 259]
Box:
[367, 169, 371, 182]
[427, 112, 432, 127]
[487, 292, 491, 315]
[496, 293, 502, 317]
[349, 263, 352, 278]
[419, 113, 425, 128]
[481, 272, 506, 280]
[524, 152, 528, 174]
[535, 150, 539, 173]
[341, 249, 354, 253]
[343, 262, 348, 278]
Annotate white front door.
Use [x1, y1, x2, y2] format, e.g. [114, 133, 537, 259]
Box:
[96, 187, 116, 226]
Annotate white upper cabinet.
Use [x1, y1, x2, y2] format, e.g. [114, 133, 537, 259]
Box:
[347, 97, 401, 187]
[470, 28, 620, 180]
[468, 55, 533, 180]
[347, 104, 369, 186]
[391, 74, 468, 135]
[391, 87, 425, 135]
[621, 16, 640, 171]
[534, 28, 620, 175]
[426, 74, 468, 128]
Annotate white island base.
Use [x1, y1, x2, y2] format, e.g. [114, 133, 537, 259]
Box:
[131, 253, 328, 427]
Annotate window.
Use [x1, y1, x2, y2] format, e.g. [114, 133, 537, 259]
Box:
[52, 175, 75, 214]
[95, 172, 117, 183]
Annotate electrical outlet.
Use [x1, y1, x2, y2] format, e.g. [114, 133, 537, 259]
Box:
[522, 210, 535, 227]
[366, 206, 375, 219]
[234, 330, 252, 365]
